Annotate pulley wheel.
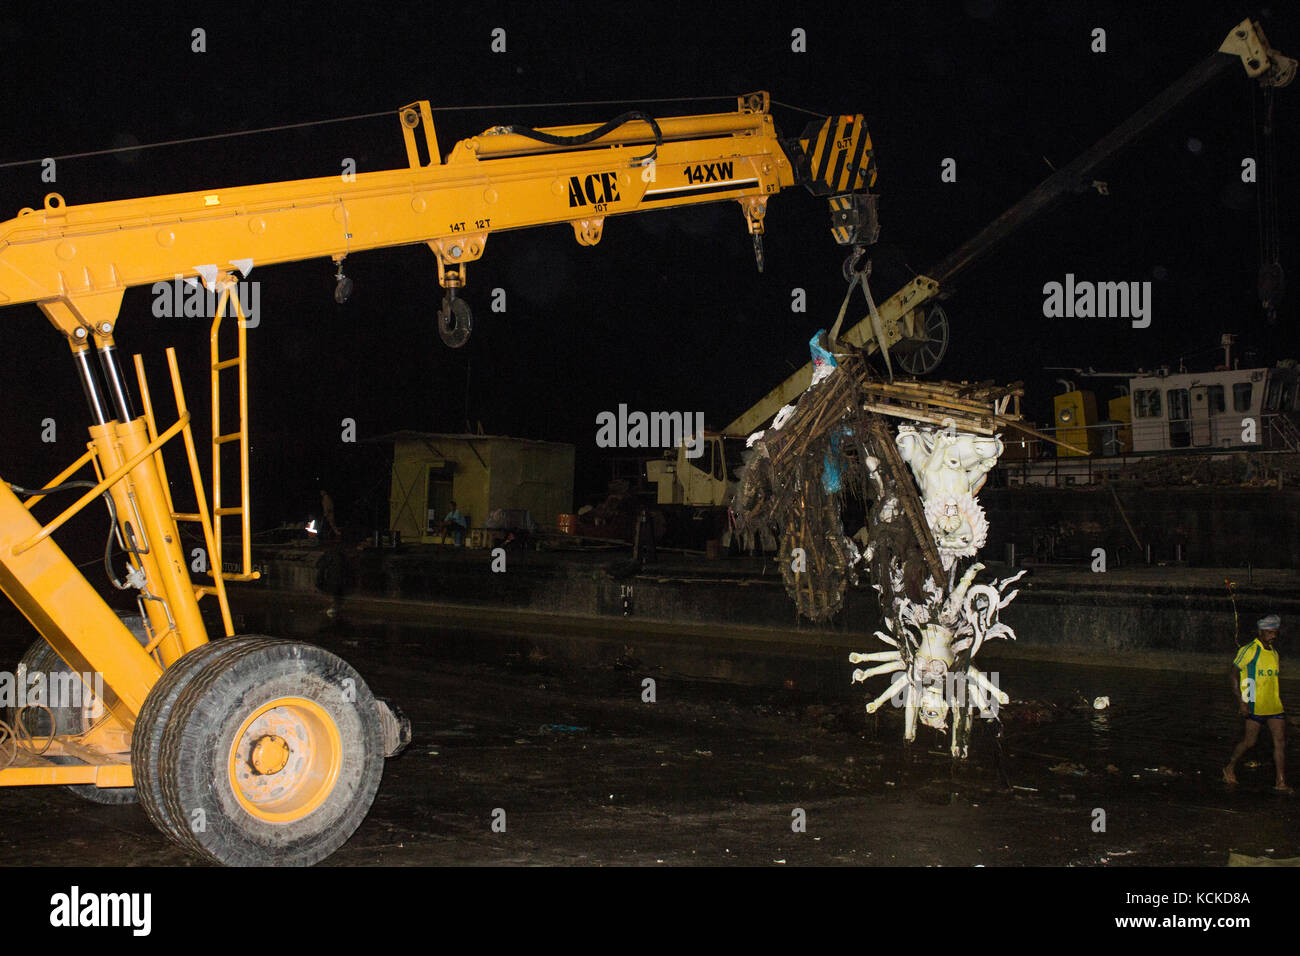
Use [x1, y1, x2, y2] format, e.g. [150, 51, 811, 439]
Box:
[897, 303, 949, 376]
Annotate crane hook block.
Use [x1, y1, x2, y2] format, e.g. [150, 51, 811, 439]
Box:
[829, 193, 880, 247]
[438, 296, 473, 348]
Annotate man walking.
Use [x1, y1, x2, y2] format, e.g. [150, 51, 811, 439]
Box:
[1224, 614, 1292, 793]
[320, 489, 341, 539]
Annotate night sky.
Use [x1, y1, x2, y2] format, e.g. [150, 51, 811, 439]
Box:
[0, 0, 1295, 542]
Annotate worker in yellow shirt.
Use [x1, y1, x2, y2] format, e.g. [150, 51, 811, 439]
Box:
[1224, 614, 1291, 793]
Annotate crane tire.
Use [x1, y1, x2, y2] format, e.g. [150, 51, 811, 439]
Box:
[9, 614, 151, 806]
[154, 639, 385, 866]
[132, 636, 273, 843]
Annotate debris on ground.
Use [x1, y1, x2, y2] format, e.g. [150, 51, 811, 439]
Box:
[1049, 761, 1089, 776]
[1229, 853, 1300, 866]
[1099, 849, 1137, 864]
[1003, 700, 1063, 726]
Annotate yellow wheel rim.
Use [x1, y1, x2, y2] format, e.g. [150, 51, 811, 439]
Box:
[228, 697, 342, 823]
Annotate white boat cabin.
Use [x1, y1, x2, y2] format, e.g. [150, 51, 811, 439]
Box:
[1128, 364, 1299, 452]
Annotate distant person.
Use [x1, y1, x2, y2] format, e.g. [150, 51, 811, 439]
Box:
[1224, 614, 1292, 793]
[442, 500, 467, 548]
[320, 490, 341, 538]
[634, 505, 656, 564]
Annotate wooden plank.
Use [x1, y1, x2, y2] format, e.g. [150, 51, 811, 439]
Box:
[861, 388, 1005, 419]
[864, 416, 947, 584]
[860, 400, 998, 434]
[991, 415, 1090, 455]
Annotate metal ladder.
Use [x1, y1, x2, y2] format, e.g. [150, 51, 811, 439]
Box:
[209, 276, 260, 583]
[132, 349, 236, 638]
[1269, 412, 1300, 452]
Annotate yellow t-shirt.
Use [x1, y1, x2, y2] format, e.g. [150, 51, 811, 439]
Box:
[1233, 639, 1283, 716]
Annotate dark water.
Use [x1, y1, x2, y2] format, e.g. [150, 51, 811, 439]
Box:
[0, 594, 1295, 866]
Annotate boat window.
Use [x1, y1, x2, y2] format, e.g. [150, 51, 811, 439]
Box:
[1233, 382, 1253, 413]
[1264, 376, 1295, 412]
[1265, 378, 1283, 411]
[1208, 385, 1225, 413]
[1167, 388, 1190, 448]
[1134, 389, 1161, 418]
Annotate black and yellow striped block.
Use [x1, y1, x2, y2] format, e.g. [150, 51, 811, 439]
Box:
[828, 193, 880, 246]
[803, 114, 876, 197]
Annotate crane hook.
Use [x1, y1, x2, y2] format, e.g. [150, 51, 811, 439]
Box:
[438, 293, 473, 348]
[333, 261, 354, 304]
[841, 245, 870, 283]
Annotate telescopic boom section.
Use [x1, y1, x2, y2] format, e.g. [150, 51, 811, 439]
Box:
[0, 91, 876, 346]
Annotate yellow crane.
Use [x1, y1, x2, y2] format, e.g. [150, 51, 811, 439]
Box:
[0, 93, 880, 864]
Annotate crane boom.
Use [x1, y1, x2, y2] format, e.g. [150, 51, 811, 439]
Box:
[0, 92, 878, 344]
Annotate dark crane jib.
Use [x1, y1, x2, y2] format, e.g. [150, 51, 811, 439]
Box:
[725, 18, 1295, 438]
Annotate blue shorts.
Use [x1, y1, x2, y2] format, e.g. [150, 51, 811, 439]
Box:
[1247, 713, 1285, 724]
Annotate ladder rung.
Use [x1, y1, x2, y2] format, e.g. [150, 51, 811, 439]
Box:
[214, 432, 243, 445]
[213, 357, 242, 371]
[221, 571, 262, 582]
[172, 512, 203, 522]
[214, 507, 244, 516]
